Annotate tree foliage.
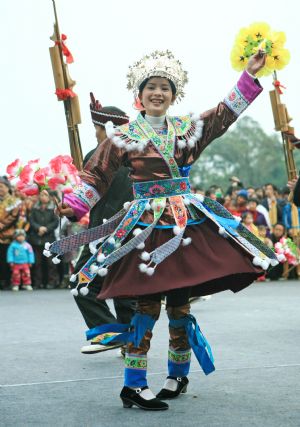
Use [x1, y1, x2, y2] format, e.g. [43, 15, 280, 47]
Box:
[190, 116, 300, 191]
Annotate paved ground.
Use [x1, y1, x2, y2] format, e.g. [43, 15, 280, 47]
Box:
[1, 280, 300, 427]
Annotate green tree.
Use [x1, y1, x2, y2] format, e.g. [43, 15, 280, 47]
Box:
[190, 116, 298, 191]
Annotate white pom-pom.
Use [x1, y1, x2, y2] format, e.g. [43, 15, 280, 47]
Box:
[139, 263, 148, 273]
[140, 251, 151, 261]
[133, 228, 142, 236]
[52, 256, 61, 264]
[145, 202, 151, 211]
[136, 242, 145, 250]
[182, 237, 192, 246]
[103, 218, 108, 224]
[196, 194, 204, 202]
[69, 274, 77, 283]
[112, 136, 123, 146]
[105, 121, 115, 138]
[183, 198, 190, 205]
[261, 259, 270, 271]
[277, 253, 286, 262]
[97, 253, 106, 263]
[191, 113, 200, 122]
[98, 267, 108, 277]
[177, 140, 186, 149]
[187, 137, 196, 148]
[89, 244, 97, 255]
[233, 215, 241, 223]
[123, 201, 131, 211]
[115, 242, 121, 249]
[70, 288, 78, 296]
[90, 263, 99, 274]
[44, 242, 51, 250]
[43, 249, 51, 258]
[80, 286, 89, 296]
[173, 225, 181, 236]
[146, 267, 155, 276]
[270, 258, 279, 267]
[108, 237, 115, 245]
[218, 227, 226, 236]
[252, 256, 262, 267]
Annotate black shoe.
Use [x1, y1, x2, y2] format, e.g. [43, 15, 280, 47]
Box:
[156, 376, 189, 399]
[120, 386, 169, 411]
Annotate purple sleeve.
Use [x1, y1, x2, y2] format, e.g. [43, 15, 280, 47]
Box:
[224, 71, 263, 116]
[64, 193, 90, 221]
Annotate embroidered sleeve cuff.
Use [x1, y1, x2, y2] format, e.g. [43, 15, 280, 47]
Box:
[224, 70, 263, 116]
[64, 182, 100, 220]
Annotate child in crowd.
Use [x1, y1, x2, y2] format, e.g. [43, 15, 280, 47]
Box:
[257, 225, 273, 248]
[241, 212, 259, 237]
[7, 229, 35, 291]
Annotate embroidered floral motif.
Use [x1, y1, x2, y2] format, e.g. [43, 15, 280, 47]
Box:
[224, 85, 249, 116]
[133, 177, 191, 200]
[169, 196, 188, 228]
[115, 229, 127, 238]
[148, 184, 165, 195]
[125, 355, 147, 370]
[113, 113, 203, 157]
[85, 189, 94, 199]
[168, 349, 191, 364]
[73, 182, 100, 209]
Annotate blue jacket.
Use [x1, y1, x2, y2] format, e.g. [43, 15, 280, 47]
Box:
[7, 241, 35, 264]
[282, 203, 300, 230]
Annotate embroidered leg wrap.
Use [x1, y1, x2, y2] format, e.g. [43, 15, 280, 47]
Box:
[167, 303, 191, 377]
[125, 300, 161, 388]
[169, 311, 215, 376]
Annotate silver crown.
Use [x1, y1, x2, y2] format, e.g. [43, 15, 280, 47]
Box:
[127, 50, 188, 101]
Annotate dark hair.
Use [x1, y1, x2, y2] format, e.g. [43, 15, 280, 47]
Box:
[241, 211, 253, 221]
[257, 225, 267, 231]
[274, 222, 285, 230]
[248, 198, 259, 205]
[139, 78, 176, 95]
[265, 183, 278, 192]
[281, 186, 290, 195]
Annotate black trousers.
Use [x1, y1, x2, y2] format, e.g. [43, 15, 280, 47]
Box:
[74, 245, 136, 329]
[0, 244, 11, 288]
[139, 287, 191, 307]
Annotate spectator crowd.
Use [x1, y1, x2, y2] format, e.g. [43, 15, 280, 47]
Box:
[0, 176, 88, 291]
[0, 173, 299, 292]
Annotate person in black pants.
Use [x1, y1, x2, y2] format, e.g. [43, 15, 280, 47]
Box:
[72, 94, 136, 354]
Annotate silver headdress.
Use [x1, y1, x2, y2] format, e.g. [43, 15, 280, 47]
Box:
[127, 50, 188, 101]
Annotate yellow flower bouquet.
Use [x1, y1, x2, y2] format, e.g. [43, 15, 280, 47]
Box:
[231, 22, 290, 76]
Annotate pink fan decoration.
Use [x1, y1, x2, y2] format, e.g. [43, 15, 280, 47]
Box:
[274, 237, 299, 266]
[6, 155, 81, 196]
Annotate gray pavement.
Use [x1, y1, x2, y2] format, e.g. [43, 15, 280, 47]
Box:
[0, 281, 300, 427]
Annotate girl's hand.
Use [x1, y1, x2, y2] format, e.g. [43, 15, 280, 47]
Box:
[287, 177, 298, 192]
[246, 50, 266, 76]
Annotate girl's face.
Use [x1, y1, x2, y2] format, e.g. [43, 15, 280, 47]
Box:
[244, 214, 253, 225]
[139, 77, 175, 117]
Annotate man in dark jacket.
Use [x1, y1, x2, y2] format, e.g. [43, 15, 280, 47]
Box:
[72, 94, 136, 354]
[28, 191, 59, 289]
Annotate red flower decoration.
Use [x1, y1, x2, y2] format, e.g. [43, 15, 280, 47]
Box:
[33, 167, 50, 186]
[180, 182, 187, 190]
[115, 229, 126, 238]
[19, 164, 35, 185]
[6, 159, 22, 179]
[55, 88, 76, 101]
[85, 189, 94, 199]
